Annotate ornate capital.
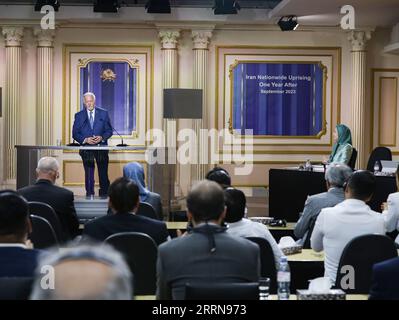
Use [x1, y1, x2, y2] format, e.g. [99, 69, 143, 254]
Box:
[33, 28, 55, 47]
[158, 30, 180, 49]
[2, 27, 24, 46]
[191, 30, 213, 50]
[348, 30, 371, 51]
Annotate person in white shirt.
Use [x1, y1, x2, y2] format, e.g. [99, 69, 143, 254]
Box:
[381, 168, 399, 247]
[224, 188, 283, 267]
[311, 170, 386, 284]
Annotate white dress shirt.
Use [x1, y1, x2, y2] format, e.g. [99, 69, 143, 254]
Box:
[227, 218, 283, 268]
[311, 199, 386, 284]
[381, 192, 399, 245]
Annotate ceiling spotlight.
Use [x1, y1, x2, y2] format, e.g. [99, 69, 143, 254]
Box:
[93, 0, 120, 13]
[278, 16, 299, 31]
[213, 0, 241, 15]
[145, 0, 171, 14]
[34, 0, 60, 12]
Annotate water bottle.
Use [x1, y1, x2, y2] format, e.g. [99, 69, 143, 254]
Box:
[374, 161, 380, 175]
[277, 256, 290, 300]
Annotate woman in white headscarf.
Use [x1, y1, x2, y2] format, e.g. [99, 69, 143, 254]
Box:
[123, 162, 163, 220]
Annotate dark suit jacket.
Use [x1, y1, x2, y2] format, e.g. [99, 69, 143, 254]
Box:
[83, 213, 169, 245]
[156, 224, 260, 300]
[0, 247, 41, 278]
[369, 257, 399, 300]
[18, 179, 79, 241]
[72, 107, 113, 145]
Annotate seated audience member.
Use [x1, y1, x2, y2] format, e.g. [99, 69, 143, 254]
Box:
[205, 167, 231, 189]
[380, 166, 399, 247]
[123, 162, 163, 220]
[369, 257, 399, 300]
[18, 157, 79, 242]
[0, 190, 41, 277]
[30, 245, 132, 300]
[311, 170, 386, 284]
[326, 124, 353, 165]
[294, 163, 353, 244]
[83, 177, 169, 245]
[224, 187, 282, 267]
[156, 180, 260, 300]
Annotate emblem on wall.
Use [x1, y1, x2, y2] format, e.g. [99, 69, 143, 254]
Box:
[100, 68, 117, 82]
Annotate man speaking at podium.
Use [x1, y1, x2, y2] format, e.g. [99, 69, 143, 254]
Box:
[72, 92, 113, 198]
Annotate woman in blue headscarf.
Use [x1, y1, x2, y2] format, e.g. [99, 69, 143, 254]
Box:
[328, 124, 353, 165]
[123, 162, 162, 220]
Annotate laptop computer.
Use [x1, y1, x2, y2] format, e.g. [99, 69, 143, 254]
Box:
[380, 160, 399, 174]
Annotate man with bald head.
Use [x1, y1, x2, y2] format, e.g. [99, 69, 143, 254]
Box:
[157, 180, 260, 300]
[18, 157, 79, 242]
[30, 245, 133, 300]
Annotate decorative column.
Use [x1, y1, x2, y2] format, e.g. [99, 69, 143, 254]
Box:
[34, 28, 55, 148]
[2, 27, 23, 181]
[348, 30, 371, 169]
[158, 30, 180, 198]
[191, 30, 213, 182]
[158, 30, 180, 149]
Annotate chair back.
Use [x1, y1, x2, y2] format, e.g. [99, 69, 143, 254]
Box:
[246, 237, 276, 293]
[29, 215, 59, 249]
[335, 234, 398, 293]
[28, 201, 63, 242]
[137, 202, 158, 220]
[348, 148, 357, 169]
[184, 282, 259, 300]
[367, 147, 392, 172]
[104, 232, 158, 295]
[0, 277, 34, 300]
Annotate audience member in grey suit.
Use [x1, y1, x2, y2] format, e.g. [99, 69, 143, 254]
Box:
[294, 163, 353, 245]
[156, 180, 260, 300]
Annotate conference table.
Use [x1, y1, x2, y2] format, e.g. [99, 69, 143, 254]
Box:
[286, 249, 324, 292]
[269, 168, 397, 222]
[166, 221, 296, 242]
[78, 221, 296, 242]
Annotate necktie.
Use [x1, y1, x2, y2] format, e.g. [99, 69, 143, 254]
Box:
[89, 111, 94, 129]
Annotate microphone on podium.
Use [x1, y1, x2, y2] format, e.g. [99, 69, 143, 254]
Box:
[111, 125, 128, 147]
